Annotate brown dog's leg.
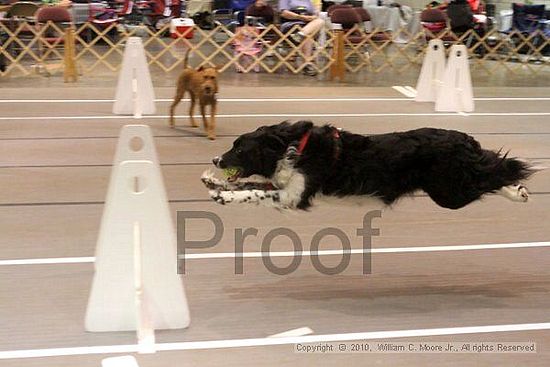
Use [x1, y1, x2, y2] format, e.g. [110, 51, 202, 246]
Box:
[208, 102, 217, 140]
[200, 100, 208, 132]
[169, 83, 185, 128]
[189, 94, 198, 127]
[200, 102, 211, 139]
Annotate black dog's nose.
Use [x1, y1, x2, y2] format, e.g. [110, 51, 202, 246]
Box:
[212, 156, 221, 167]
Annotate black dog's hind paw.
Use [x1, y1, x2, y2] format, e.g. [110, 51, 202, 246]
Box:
[517, 185, 529, 202]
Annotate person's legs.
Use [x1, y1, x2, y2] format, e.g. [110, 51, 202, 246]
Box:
[298, 18, 325, 61]
[286, 18, 325, 76]
[234, 50, 244, 72]
[301, 18, 324, 37]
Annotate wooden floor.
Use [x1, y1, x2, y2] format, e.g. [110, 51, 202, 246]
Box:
[1, 86, 550, 366]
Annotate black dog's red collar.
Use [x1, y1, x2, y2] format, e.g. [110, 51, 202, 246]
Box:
[297, 130, 312, 155]
[297, 127, 342, 160]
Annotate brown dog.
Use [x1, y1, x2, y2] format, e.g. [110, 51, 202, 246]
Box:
[169, 49, 219, 140]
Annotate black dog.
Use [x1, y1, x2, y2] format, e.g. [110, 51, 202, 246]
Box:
[202, 121, 536, 210]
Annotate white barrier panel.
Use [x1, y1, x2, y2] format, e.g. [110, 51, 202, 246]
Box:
[435, 45, 474, 112]
[86, 126, 189, 333]
[113, 37, 156, 116]
[415, 39, 445, 102]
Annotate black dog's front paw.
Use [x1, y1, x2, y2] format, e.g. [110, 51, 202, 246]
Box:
[285, 145, 299, 161]
[209, 190, 234, 205]
[201, 170, 225, 190]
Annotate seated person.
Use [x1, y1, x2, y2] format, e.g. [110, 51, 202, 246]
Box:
[426, 0, 449, 10]
[278, 0, 325, 76]
[448, 0, 488, 55]
[321, 0, 335, 12]
[233, 24, 262, 72]
[245, 0, 274, 24]
[0, 30, 6, 72]
[446, 0, 475, 33]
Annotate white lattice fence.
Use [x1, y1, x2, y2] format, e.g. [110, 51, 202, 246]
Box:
[0, 20, 548, 78]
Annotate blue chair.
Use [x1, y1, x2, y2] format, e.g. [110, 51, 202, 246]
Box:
[506, 3, 548, 58]
[511, 3, 545, 35]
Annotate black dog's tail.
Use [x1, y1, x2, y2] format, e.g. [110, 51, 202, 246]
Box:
[481, 150, 539, 190]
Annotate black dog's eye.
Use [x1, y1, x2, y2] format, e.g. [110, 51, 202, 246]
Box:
[236, 148, 243, 155]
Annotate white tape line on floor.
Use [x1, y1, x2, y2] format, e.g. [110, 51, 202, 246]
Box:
[1, 322, 550, 359]
[1, 112, 550, 121]
[1, 97, 549, 103]
[1, 241, 549, 266]
[392, 86, 416, 98]
[268, 327, 314, 338]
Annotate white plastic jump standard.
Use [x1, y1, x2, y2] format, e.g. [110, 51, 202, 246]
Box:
[435, 44, 474, 113]
[86, 125, 189, 333]
[111, 124, 161, 166]
[102, 124, 161, 214]
[415, 39, 445, 102]
[113, 37, 156, 116]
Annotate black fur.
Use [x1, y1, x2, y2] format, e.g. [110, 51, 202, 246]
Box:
[215, 121, 535, 210]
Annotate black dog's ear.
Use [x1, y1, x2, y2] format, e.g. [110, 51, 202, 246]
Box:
[292, 120, 314, 133]
[263, 134, 286, 151]
[280, 120, 313, 141]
